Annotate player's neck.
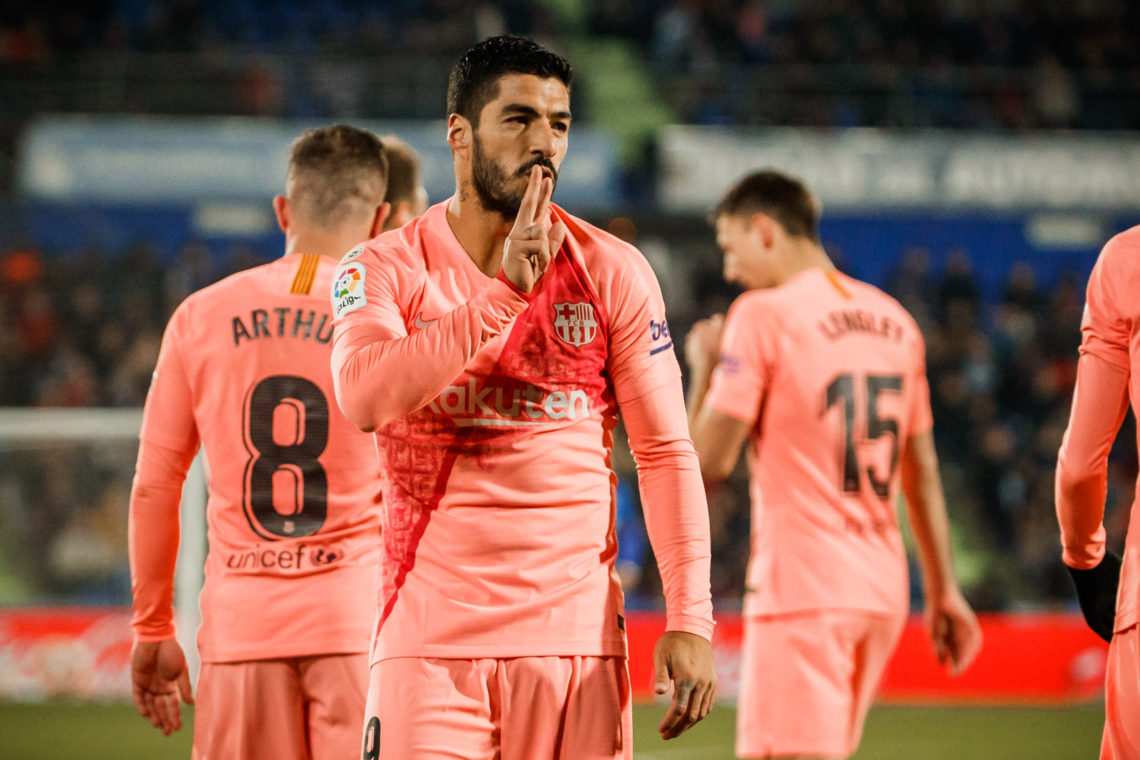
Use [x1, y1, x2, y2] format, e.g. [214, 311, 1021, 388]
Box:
[446, 193, 513, 278]
[777, 241, 833, 285]
[284, 230, 363, 261]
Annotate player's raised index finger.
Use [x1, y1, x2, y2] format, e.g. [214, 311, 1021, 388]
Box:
[511, 165, 543, 233]
[533, 174, 554, 226]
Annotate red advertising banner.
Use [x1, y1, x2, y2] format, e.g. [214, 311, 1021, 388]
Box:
[0, 607, 1110, 704]
[0, 607, 132, 700]
[625, 610, 1108, 704]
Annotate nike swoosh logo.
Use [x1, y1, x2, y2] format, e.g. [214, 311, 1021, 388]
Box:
[414, 313, 435, 330]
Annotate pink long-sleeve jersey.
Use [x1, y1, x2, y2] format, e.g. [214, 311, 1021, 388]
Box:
[704, 268, 933, 617]
[1056, 225, 1140, 635]
[129, 253, 383, 663]
[330, 201, 714, 663]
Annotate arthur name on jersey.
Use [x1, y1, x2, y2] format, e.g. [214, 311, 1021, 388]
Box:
[427, 377, 591, 426]
[232, 308, 334, 347]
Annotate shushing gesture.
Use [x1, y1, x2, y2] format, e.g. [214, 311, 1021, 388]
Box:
[501, 164, 567, 293]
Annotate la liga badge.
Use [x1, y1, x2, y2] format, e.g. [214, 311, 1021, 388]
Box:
[332, 263, 367, 318]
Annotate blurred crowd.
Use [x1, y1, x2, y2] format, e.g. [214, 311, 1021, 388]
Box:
[2, 0, 1139, 131]
[0, 0, 528, 59]
[596, 0, 1140, 129]
[0, 241, 264, 407]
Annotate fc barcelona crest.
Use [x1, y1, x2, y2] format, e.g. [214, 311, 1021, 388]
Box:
[553, 302, 598, 346]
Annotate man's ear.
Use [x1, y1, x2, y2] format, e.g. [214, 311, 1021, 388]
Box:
[750, 212, 776, 250]
[447, 113, 471, 155]
[273, 194, 290, 234]
[369, 202, 391, 238]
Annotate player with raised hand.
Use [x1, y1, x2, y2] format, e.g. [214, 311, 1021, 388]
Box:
[129, 125, 393, 759]
[331, 34, 715, 759]
[686, 170, 980, 759]
[502, 164, 567, 291]
[1056, 225, 1140, 758]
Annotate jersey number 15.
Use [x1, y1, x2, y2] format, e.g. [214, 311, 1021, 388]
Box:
[823, 373, 903, 500]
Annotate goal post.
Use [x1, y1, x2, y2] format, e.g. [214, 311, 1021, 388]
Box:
[0, 407, 207, 684]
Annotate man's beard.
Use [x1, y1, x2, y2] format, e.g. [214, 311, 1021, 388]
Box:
[471, 133, 558, 219]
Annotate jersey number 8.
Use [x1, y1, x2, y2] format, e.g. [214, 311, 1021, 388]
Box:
[242, 375, 329, 539]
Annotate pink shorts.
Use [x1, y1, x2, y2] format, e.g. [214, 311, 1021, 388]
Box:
[362, 655, 632, 760]
[193, 653, 368, 760]
[1102, 623, 1140, 760]
[736, 609, 905, 758]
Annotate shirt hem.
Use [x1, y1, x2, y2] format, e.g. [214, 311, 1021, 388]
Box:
[371, 639, 628, 664]
[200, 644, 370, 663]
[743, 601, 908, 619]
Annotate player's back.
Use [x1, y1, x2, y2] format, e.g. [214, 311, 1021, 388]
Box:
[735, 267, 930, 616]
[157, 252, 382, 662]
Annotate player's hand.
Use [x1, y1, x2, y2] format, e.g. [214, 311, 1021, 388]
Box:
[925, 587, 982, 676]
[653, 630, 717, 740]
[684, 314, 725, 374]
[130, 638, 193, 735]
[1068, 551, 1122, 643]
[501, 164, 566, 293]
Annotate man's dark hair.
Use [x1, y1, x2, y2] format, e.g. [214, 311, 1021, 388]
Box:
[714, 170, 820, 241]
[379, 135, 422, 209]
[447, 34, 573, 125]
[287, 124, 388, 228]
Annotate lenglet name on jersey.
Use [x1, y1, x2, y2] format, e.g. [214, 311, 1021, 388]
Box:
[232, 308, 334, 347]
[428, 378, 590, 426]
[818, 308, 904, 343]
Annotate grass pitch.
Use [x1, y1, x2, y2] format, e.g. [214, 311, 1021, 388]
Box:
[0, 700, 1103, 759]
[634, 702, 1104, 759]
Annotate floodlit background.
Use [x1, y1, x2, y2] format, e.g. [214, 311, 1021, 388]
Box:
[1, 1, 1137, 756]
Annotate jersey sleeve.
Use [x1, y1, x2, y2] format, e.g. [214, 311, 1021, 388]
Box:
[704, 293, 778, 426]
[1054, 232, 1140, 569]
[596, 245, 713, 638]
[1081, 234, 1132, 371]
[137, 310, 199, 453]
[330, 249, 530, 431]
[1054, 233, 1137, 569]
[129, 315, 201, 641]
[1055, 352, 1130, 569]
[129, 441, 197, 641]
[621, 375, 715, 640]
[602, 248, 682, 404]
